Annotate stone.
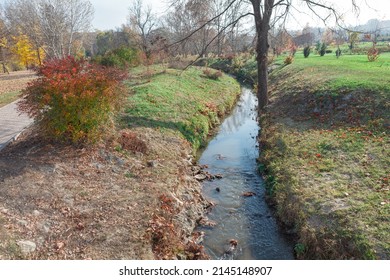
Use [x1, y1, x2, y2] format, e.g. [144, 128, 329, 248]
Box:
[194, 174, 207, 181]
[33, 210, 41, 216]
[39, 222, 51, 233]
[17, 240, 37, 254]
[242, 192, 256, 197]
[147, 160, 157, 168]
[17, 219, 28, 227]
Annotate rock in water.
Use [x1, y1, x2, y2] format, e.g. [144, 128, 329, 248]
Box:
[194, 174, 207, 181]
[242, 192, 256, 197]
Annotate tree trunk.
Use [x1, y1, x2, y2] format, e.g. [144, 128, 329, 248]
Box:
[36, 47, 42, 65]
[251, 0, 274, 112]
[0, 46, 9, 74]
[256, 29, 269, 110]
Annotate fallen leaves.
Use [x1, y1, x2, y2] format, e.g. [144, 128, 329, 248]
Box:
[242, 192, 256, 197]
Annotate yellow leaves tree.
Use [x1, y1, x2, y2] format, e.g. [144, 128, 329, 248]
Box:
[11, 34, 44, 69]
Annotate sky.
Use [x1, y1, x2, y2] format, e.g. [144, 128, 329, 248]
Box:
[89, 0, 167, 31]
[89, 0, 390, 31]
[0, 0, 389, 31]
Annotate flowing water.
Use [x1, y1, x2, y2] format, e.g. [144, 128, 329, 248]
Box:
[197, 87, 294, 260]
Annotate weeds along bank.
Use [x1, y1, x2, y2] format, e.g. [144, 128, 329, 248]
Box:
[259, 54, 389, 259]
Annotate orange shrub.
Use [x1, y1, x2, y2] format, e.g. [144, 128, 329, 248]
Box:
[18, 56, 128, 143]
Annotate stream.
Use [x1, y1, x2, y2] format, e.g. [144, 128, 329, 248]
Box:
[197, 87, 294, 260]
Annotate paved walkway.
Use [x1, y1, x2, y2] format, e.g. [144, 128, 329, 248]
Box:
[0, 100, 33, 151]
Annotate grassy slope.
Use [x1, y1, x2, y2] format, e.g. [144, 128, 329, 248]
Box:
[124, 67, 241, 151]
[261, 53, 389, 259]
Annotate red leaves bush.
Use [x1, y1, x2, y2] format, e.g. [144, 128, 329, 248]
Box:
[367, 47, 379, 62]
[19, 56, 128, 143]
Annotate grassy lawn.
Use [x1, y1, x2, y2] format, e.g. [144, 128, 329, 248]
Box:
[261, 53, 389, 259]
[275, 52, 390, 91]
[124, 66, 241, 151]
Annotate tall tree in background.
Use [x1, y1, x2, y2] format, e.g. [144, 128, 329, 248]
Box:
[3, 0, 93, 60]
[128, 0, 158, 65]
[0, 10, 9, 73]
[11, 34, 44, 68]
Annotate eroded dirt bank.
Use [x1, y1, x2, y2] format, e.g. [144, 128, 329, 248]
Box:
[0, 126, 210, 259]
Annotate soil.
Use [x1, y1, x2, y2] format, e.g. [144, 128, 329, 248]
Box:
[0, 70, 36, 95]
[0, 126, 209, 259]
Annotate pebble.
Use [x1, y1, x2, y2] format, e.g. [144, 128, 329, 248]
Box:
[17, 240, 37, 254]
[147, 160, 157, 168]
[39, 222, 51, 233]
[194, 174, 207, 181]
[17, 219, 28, 227]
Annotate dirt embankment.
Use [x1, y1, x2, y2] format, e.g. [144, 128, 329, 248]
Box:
[0, 126, 209, 260]
[260, 65, 389, 259]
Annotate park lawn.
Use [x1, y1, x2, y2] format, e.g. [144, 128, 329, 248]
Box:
[261, 53, 389, 259]
[124, 66, 241, 151]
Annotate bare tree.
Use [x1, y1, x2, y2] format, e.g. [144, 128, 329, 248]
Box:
[293, 28, 315, 47]
[128, 0, 158, 64]
[270, 27, 293, 55]
[3, 0, 93, 60]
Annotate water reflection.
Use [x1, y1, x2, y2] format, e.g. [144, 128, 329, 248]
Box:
[198, 87, 294, 260]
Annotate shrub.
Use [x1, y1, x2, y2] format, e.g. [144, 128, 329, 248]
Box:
[336, 48, 341, 58]
[284, 55, 294, 65]
[168, 60, 189, 70]
[315, 41, 321, 54]
[18, 56, 128, 143]
[203, 69, 223, 80]
[336, 48, 342, 58]
[367, 47, 379, 62]
[98, 47, 140, 69]
[303, 46, 311, 58]
[320, 43, 327, 56]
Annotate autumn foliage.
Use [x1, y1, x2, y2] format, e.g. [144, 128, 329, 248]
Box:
[18, 56, 128, 143]
[367, 46, 379, 62]
[11, 34, 44, 68]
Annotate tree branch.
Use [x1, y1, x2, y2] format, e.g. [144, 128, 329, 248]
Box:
[167, 0, 242, 48]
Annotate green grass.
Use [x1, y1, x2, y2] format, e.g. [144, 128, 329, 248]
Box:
[261, 53, 390, 259]
[274, 52, 390, 92]
[123, 66, 241, 151]
[0, 91, 20, 107]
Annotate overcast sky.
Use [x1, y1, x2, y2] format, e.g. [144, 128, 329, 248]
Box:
[89, 0, 167, 31]
[1, 0, 389, 31]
